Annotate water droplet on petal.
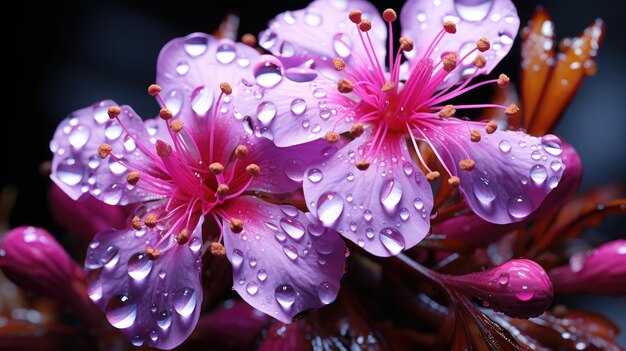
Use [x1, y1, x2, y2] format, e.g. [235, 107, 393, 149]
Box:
[86, 270, 103, 301]
[332, 32, 352, 58]
[216, 41, 237, 64]
[231, 249, 244, 268]
[498, 272, 509, 286]
[499, 140, 511, 153]
[307, 168, 323, 183]
[506, 195, 534, 219]
[402, 162, 414, 176]
[454, 0, 493, 22]
[280, 217, 305, 240]
[156, 310, 172, 329]
[515, 286, 535, 301]
[284, 159, 306, 182]
[548, 176, 559, 189]
[191, 86, 214, 116]
[189, 237, 202, 252]
[127, 253, 153, 280]
[530, 165, 548, 184]
[57, 158, 84, 186]
[307, 223, 325, 237]
[257, 269, 268, 281]
[184, 36, 208, 57]
[256, 101, 277, 124]
[550, 160, 562, 172]
[105, 294, 137, 329]
[176, 62, 189, 75]
[165, 90, 183, 116]
[173, 287, 197, 317]
[317, 281, 338, 304]
[150, 331, 159, 342]
[474, 177, 497, 204]
[304, 12, 322, 26]
[253, 55, 283, 88]
[363, 210, 373, 222]
[317, 192, 344, 226]
[380, 179, 403, 210]
[289, 98, 307, 116]
[275, 284, 296, 308]
[413, 198, 425, 211]
[102, 184, 123, 205]
[283, 245, 299, 260]
[399, 208, 410, 221]
[312, 88, 327, 99]
[68, 125, 90, 149]
[246, 282, 259, 295]
[541, 134, 562, 155]
[379, 228, 405, 255]
[285, 67, 318, 82]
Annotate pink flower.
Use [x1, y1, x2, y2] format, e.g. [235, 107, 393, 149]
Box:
[50, 33, 346, 349]
[549, 240, 626, 295]
[234, 0, 565, 256]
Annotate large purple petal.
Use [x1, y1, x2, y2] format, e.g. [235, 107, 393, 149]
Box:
[235, 65, 350, 147]
[303, 131, 433, 257]
[400, 0, 519, 82]
[420, 118, 565, 224]
[258, 0, 386, 71]
[50, 101, 159, 205]
[84, 219, 204, 349]
[156, 33, 259, 163]
[221, 196, 346, 323]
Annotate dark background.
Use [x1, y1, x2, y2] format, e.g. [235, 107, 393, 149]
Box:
[5, 0, 626, 346]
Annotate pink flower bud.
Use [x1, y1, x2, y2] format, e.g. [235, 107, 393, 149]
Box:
[446, 259, 553, 319]
[0, 226, 79, 301]
[549, 240, 626, 295]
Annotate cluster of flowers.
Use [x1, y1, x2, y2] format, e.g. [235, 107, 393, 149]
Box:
[1, 0, 624, 350]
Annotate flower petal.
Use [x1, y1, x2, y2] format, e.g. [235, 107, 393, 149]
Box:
[235, 66, 349, 147]
[50, 101, 158, 205]
[258, 0, 386, 71]
[246, 137, 338, 194]
[156, 33, 259, 163]
[303, 131, 433, 256]
[400, 0, 519, 81]
[84, 219, 204, 349]
[420, 118, 565, 224]
[221, 196, 346, 324]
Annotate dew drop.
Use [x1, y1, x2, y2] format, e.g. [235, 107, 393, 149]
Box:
[363, 210, 373, 222]
[165, 90, 183, 116]
[380, 179, 403, 210]
[216, 41, 237, 64]
[86, 270, 103, 301]
[127, 253, 153, 280]
[189, 237, 201, 252]
[275, 284, 296, 308]
[499, 140, 511, 153]
[173, 287, 197, 317]
[284, 159, 306, 181]
[530, 165, 548, 184]
[283, 245, 299, 260]
[515, 286, 535, 302]
[150, 331, 159, 342]
[102, 184, 123, 205]
[57, 158, 84, 186]
[379, 228, 405, 255]
[498, 272, 509, 286]
[68, 125, 91, 149]
[531, 151, 541, 160]
[289, 98, 307, 116]
[257, 269, 268, 282]
[156, 310, 172, 329]
[105, 294, 137, 329]
[402, 162, 414, 176]
[506, 195, 533, 219]
[550, 160, 562, 172]
[332, 32, 352, 58]
[541, 134, 563, 155]
[231, 249, 244, 268]
[312, 88, 327, 98]
[256, 101, 277, 124]
[399, 208, 410, 221]
[307, 168, 323, 183]
[317, 281, 338, 304]
[365, 228, 375, 239]
[454, 0, 493, 21]
[191, 86, 214, 116]
[280, 217, 305, 240]
[176, 62, 189, 75]
[183, 36, 209, 57]
[253, 55, 283, 88]
[307, 223, 325, 237]
[317, 192, 344, 226]
[246, 282, 259, 296]
[548, 176, 559, 189]
[285, 67, 318, 82]
[304, 12, 322, 26]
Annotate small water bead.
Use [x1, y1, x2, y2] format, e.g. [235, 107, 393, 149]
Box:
[253, 55, 283, 88]
[499, 140, 511, 153]
[93, 105, 110, 124]
[215, 42, 237, 64]
[156, 310, 172, 329]
[105, 294, 137, 329]
[256, 101, 277, 124]
[285, 67, 318, 82]
[454, 0, 493, 21]
[173, 287, 197, 317]
[312, 88, 327, 99]
[413, 198, 425, 211]
[402, 162, 414, 176]
[283, 245, 299, 260]
[506, 195, 533, 219]
[191, 87, 214, 116]
[184, 36, 208, 57]
[159, 271, 166, 279]
[246, 282, 259, 296]
[165, 90, 183, 116]
[68, 125, 91, 149]
[274, 231, 287, 242]
[248, 258, 258, 268]
[346, 172, 355, 181]
[316, 192, 344, 226]
[518, 141, 527, 148]
[379, 228, 405, 255]
[259, 29, 277, 50]
[307, 223, 325, 237]
[57, 158, 84, 186]
[304, 12, 322, 26]
[289, 98, 307, 116]
[257, 269, 268, 282]
[399, 208, 410, 221]
[127, 253, 153, 280]
[380, 179, 403, 210]
[102, 184, 124, 205]
[499, 31, 514, 45]
[259, 127, 274, 140]
[357, 238, 365, 247]
[332, 32, 352, 58]
[104, 120, 123, 140]
[176, 62, 189, 75]
[307, 168, 323, 183]
[365, 228, 375, 239]
[550, 160, 562, 171]
[132, 336, 144, 346]
[317, 281, 338, 304]
[150, 331, 159, 342]
[530, 165, 548, 184]
[363, 210, 373, 222]
[541, 134, 563, 156]
[498, 272, 510, 286]
[280, 217, 305, 240]
[86, 270, 103, 301]
[515, 286, 535, 302]
[548, 176, 559, 189]
[189, 237, 201, 253]
[531, 151, 541, 161]
[231, 249, 244, 268]
[520, 176, 528, 185]
[275, 284, 296, 308]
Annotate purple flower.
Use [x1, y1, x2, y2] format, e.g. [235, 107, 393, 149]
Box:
[50, 33, 346, 349]
[234, 0, 566, 256]
[549, 240, 626, 295]
[446, 258, 553, 319]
